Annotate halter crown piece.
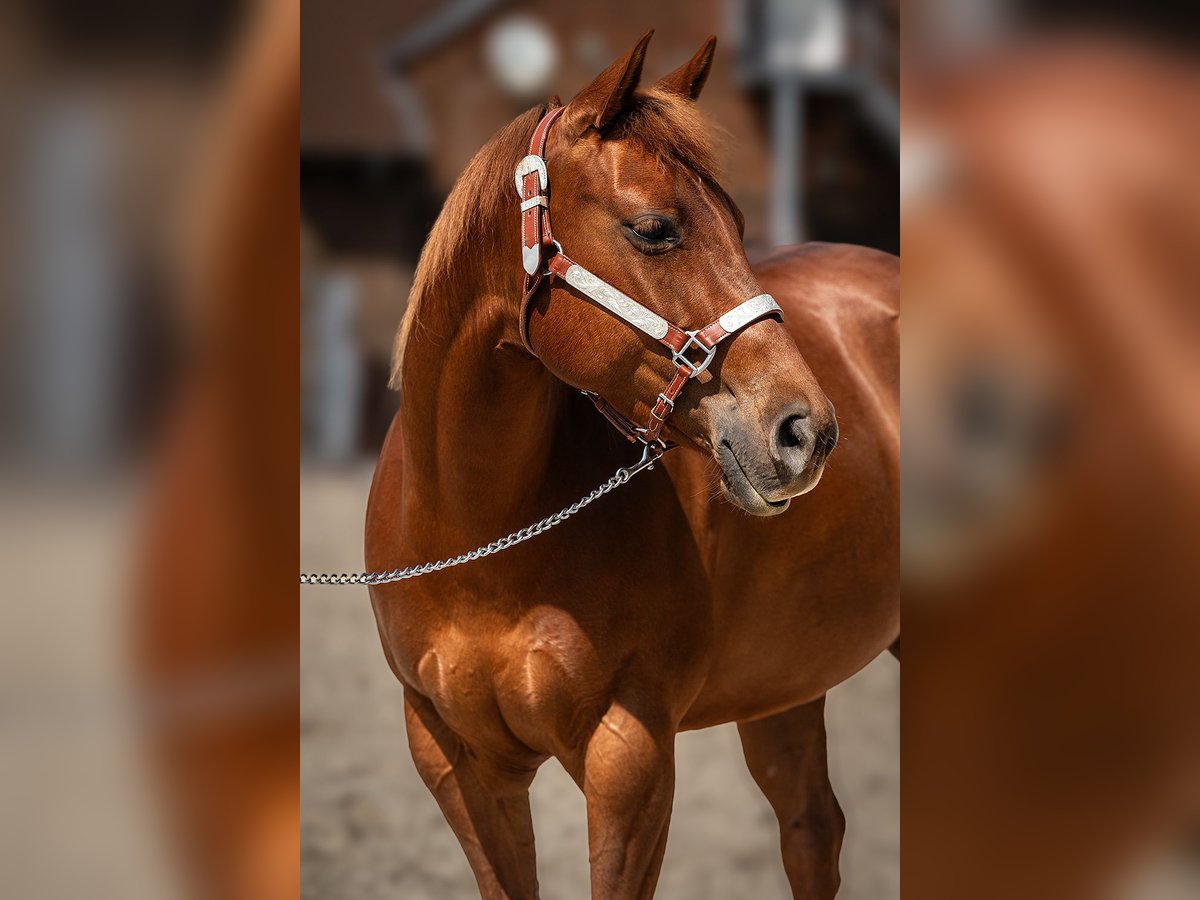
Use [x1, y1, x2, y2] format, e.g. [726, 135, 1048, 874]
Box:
[515, 105, 783, 449]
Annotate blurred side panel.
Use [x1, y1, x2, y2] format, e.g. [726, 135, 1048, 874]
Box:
[902, 4, 1200, 898]
[136, 1, 300, 897]
[0, 1, 299, 899]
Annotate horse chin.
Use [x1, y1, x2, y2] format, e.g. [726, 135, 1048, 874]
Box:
[726, 486, 792, 517]
[715, 444, 791, 516]
[790, 462, 826, 497]
[716, 444, 827, 516]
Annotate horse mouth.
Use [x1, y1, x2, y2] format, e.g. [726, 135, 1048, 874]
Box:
[716, 440, 792, 516]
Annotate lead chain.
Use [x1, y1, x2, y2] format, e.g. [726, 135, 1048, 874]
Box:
[300, 445, 663, 587]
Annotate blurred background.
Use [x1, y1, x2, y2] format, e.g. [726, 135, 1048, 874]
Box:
[300, 3, 900, 899]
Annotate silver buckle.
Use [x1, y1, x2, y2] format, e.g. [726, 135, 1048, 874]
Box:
[672, 330, 717, 378]
[514, 155, 548, 196]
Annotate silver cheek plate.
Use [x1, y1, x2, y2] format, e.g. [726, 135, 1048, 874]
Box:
[560, 263, 671, 341]
[523, 244, 542, 276]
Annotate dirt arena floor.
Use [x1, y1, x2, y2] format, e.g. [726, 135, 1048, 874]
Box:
[301, 464, 900, 900]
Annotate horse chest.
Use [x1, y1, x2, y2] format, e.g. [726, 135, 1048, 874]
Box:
[392, 587, 701, 755]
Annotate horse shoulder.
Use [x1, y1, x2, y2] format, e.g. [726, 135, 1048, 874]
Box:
[754, 242, 899, 415]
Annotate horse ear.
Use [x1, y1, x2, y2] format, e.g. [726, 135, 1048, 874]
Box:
[654, 36, 716, 101]
[561, 29, 653, 140]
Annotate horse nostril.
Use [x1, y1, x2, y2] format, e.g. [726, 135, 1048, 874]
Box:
[774, 406, 812, 465]
[776, 405, 811, 451]
[772, 404, 837, 473]
[814, 418, 839, 463]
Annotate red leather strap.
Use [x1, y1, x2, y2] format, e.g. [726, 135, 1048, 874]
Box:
[644, 365, 693, 443]
[663, 326, 689, 353]
[584, 392, 645, 442]
[695, 320, 729, 348]
[519, 107, 566, 351]
[546, 251, 572, 277]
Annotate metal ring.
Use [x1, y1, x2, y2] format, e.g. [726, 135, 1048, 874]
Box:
[671, 330, 718, 378]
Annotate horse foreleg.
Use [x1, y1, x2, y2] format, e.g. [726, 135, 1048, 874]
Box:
[568, 700, 676, 900]
[738, 696, 845, 899]
[403, 687, 541, 899]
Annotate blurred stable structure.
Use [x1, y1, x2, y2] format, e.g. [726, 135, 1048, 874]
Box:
[0, 0, 247, 472]
[300, 0, 899, 461]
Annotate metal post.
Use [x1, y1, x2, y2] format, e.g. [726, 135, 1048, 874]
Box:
[306, 271, 363, 463]
[770, 77, 804, 247]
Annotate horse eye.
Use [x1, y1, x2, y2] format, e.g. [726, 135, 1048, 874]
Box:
[634, 219, 667, 239]
[626, 216, 678, 249]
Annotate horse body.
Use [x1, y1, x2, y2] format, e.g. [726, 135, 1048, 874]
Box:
[365, 241, 896, 897]
[369, 240, 897, 724]
[366, 33, 896, 899]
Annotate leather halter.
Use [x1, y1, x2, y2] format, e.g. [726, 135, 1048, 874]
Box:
[516, 106, 783, 446]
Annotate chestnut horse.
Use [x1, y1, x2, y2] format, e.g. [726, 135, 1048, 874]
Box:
[366, 33, 898, 899]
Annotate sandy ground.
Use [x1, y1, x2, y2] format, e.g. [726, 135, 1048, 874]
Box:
[0, 478, 184, 899]
[301, 464, 900, 900]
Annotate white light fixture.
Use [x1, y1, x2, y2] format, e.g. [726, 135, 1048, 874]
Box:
[485, 15, 559, 99]
[766, 0, 846, 74]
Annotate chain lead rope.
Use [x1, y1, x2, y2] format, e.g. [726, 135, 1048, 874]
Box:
[300, 444, 664, 587]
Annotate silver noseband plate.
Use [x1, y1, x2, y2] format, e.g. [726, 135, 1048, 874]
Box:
[718, 294, 782, 333]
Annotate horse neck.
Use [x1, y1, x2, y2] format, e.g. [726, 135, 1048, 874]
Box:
[397, 234, 563, 540]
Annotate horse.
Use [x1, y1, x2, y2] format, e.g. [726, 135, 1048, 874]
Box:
[365, 32, 898, 899]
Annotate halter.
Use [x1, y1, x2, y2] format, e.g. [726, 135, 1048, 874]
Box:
[515, 105, 783, 448]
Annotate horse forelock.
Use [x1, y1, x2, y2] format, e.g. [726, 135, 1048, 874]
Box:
[389, 90, 725, 390]
[612, 88, 725, 184]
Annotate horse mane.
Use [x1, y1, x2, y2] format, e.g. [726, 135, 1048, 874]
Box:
[389, 89, 725, 389]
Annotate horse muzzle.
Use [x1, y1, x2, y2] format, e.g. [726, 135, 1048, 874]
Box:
[712, 401, 838, 516]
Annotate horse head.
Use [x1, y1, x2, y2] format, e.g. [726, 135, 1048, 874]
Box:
[523, 32, 838, 515]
